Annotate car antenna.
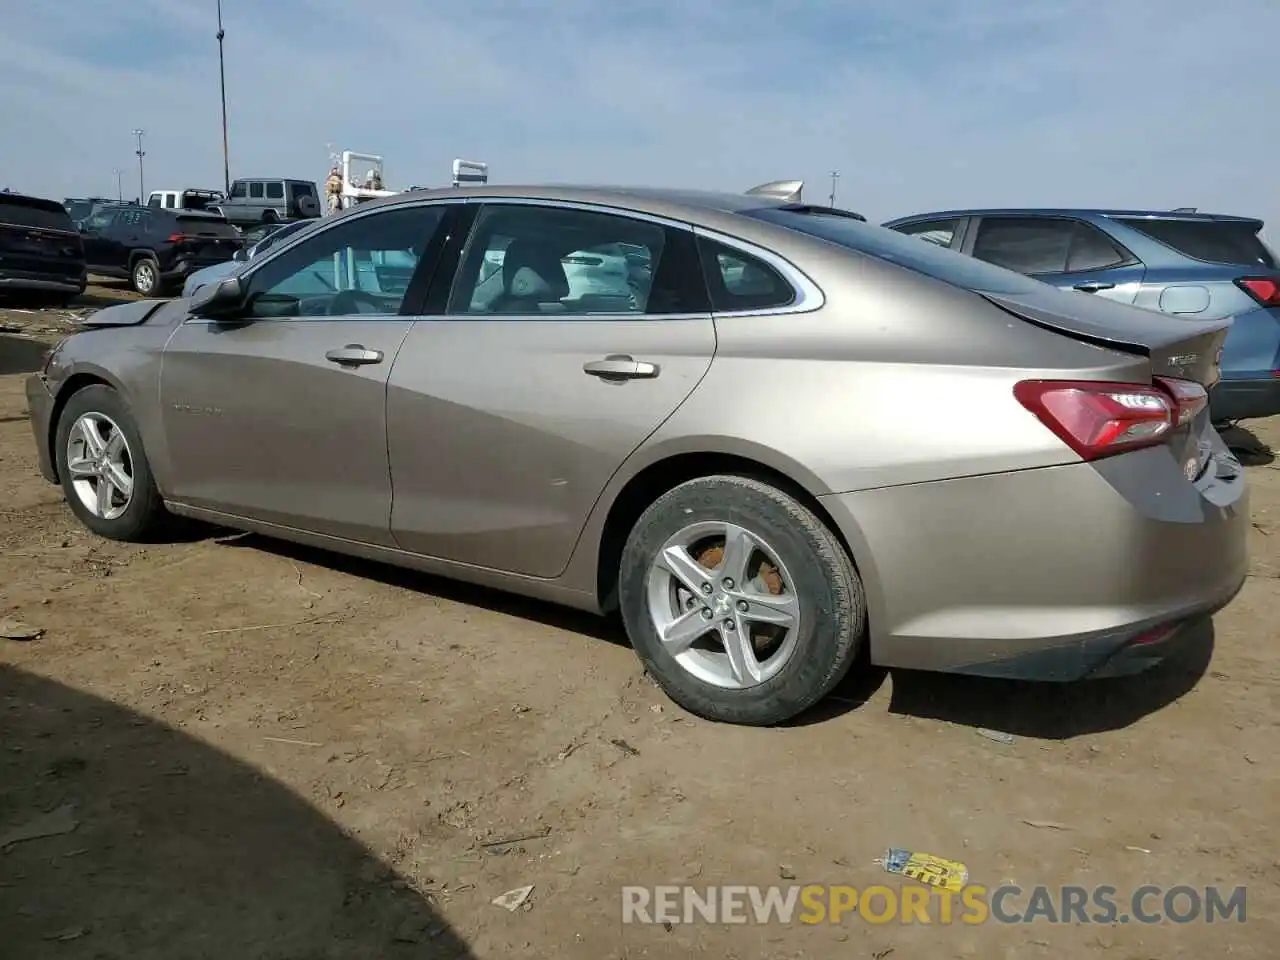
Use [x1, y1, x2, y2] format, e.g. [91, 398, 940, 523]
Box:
[744, 180, 804, 203]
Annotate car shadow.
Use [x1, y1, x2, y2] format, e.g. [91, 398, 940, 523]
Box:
[0, 664, 477, 960]
[0, 334, 49, 375]
[799, 619, 1215, 738]
[1219, 424, 1275, 466]
[216, 532, 632, 648]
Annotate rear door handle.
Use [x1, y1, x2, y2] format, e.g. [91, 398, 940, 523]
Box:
[583, 356, 660, 380]
[1073, 281, 1115, 293]
[325, 344, 384, 366]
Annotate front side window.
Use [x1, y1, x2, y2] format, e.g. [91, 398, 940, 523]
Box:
[242, 204, 444, 318]
[448, 204, 669, 316]
[266, 181, 284, 200]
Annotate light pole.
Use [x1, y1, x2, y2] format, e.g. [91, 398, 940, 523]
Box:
[216, 0, 230, 194]
[828, 170, 840, 208]
[133, 129, 146, 202]
[112, 168, 123, 202]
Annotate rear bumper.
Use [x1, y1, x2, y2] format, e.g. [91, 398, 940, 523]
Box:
[819, 433, 1249, 682]
[25, 374, 58, 484]
[1210, 375, 1280, 422]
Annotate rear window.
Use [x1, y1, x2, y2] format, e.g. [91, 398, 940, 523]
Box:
[177, 215, 239, 238]
[0, 194, 75, 232]
[745, 207, 1045, 295]
[290, 182, 315, 198]
[1116, 217, 1275, 268]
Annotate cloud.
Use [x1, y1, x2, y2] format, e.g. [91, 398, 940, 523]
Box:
[3, 0, 1279, 237]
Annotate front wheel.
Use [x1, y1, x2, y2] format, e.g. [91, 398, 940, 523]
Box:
[618, 475, 865, 725]
[54, 384, 167, 542]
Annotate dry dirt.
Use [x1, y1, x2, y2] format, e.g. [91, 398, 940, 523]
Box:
[1, 287, 1279, 958]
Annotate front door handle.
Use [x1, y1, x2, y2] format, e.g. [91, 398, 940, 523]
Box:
[583, 355, 660, 381]
[1073, 281, 1115, 293]
[325, 344, 384, 366]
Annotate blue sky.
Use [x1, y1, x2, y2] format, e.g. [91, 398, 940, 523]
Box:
[4, 0, 1278, 234]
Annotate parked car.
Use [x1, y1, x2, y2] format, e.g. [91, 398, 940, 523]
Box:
[181, 218, 317, 298]
[882, 208, 1280, 423]
[0, 191, 87, 304]
[26, 185, 1246, 725]
[147, 188, 224, 213]
[217, 178, 321, 227]
[78, 205, 243, 295]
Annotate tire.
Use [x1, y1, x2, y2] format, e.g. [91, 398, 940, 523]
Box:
[54, 384, 167, 542]
[130, 256, 160, 296]
[262, 209, 279, 224]
[618, 475, 865, 725]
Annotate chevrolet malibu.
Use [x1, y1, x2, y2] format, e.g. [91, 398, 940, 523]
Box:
[25, 185, 1248, 725]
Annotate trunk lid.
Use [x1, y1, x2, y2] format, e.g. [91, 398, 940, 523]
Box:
[0, 195, 84, 281]
[983, 288, 1230, 388]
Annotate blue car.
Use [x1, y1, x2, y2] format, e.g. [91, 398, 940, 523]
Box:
[882, 208, 1280, 423]
[181, 218, 317, 298]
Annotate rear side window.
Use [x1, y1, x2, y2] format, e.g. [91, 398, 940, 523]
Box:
[1065, 222, 1131, 272]
[894, 218, 961, 248]
[0, 195, 76, 232]
[1115, 217, 1276, 267]
[177, 216, 239, 238]
[249, 182, 265, 199]
[266, 182, 284, 200]
[972, 218, 1074, 274]
[696, 237, 795, 311]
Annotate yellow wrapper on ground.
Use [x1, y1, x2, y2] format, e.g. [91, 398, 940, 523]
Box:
[879, 848, 969, 893]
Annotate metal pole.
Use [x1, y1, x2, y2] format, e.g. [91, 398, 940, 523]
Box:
[828, 171, 840, 208]
[133, 129, 146, 202]
[113, 168, 122, 202]
[217, 0, 230, 194]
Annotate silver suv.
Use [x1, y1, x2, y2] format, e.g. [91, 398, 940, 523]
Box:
[217, 178, 320, 227]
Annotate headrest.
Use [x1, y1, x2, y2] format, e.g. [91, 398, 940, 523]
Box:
[502, 239, 569, 301]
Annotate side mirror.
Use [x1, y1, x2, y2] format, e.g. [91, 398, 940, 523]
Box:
[232, 247, 248, 262]
[190, 275, 246, 317]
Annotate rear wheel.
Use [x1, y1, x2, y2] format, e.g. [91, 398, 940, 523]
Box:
[262, 209, 279, 224]
[618, 475, 865, 725]
[54, 384, 167, 542]
[130, 256, 160, 296]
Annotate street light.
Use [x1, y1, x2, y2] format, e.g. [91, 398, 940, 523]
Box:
[216, 0, 230, 194]
[828, 170, 840, 208]
[133, 129, 146, 202]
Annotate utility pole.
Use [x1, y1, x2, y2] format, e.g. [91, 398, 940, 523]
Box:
[133, 129, 146, 202]
[216, 0, 230, 194]
[828, 170, 840, 208]
[112, 168, 123, 202]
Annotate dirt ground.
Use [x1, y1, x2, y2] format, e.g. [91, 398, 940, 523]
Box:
[2, 287, 1278, 958]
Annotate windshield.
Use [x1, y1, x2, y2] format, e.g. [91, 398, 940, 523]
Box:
[743, 207, 1047, 296]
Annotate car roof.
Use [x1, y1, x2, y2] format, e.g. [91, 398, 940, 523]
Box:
[341, 184, 793, 223]
[884, 207, 1263, 227]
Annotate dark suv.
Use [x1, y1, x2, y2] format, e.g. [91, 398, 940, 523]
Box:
[79, 205, 243, 295]
[217, 178, 320, 227]
[0, 192, 86, 304]
[883, 207, 1280, 423]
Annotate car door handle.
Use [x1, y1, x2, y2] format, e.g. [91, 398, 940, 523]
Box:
[325, 344, 384, 366]
[583, 356, 660, 380]
[1073, 281, 1115, 293]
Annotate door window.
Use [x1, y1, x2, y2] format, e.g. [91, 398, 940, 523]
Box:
[895, 218, 962, 249]
[249, 182, 265, 199]
[241, 204, 445, 318]
[448, 204, 702, 316]
[972, 218, 1075, 275]
[1064, 222, 1132, 273]
[229, 181, 247, 199]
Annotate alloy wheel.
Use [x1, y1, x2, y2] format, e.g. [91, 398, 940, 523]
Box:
[66, 412, 135, 521]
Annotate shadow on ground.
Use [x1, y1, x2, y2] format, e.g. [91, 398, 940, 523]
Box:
[0, 334, 48, 375]
[1220, 424, 1275, 466]
[222, 532, 630, 646]
[0, 664, 476, 960]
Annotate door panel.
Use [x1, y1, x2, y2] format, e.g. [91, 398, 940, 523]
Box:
[160, 317, 411, 544]
[387, 317, 715, 576]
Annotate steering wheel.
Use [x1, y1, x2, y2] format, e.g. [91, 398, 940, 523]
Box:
[327, 289, 388, 315]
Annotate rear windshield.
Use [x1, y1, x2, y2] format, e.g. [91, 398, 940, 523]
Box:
[744, 206, 1045, 295]
[176, 215, 239, 238]
[1115, 217, 1275, 268]
[0, 194, 76, 232]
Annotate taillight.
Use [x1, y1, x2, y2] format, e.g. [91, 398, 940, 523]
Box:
[1235, 277, 1280, 306]
[1015, 380, 1190, 460]
[1154, 376, 1209, 425]
[167, 233, 189, 243]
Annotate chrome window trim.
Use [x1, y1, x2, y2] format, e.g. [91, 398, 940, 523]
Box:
[691, 225, 825, 317]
